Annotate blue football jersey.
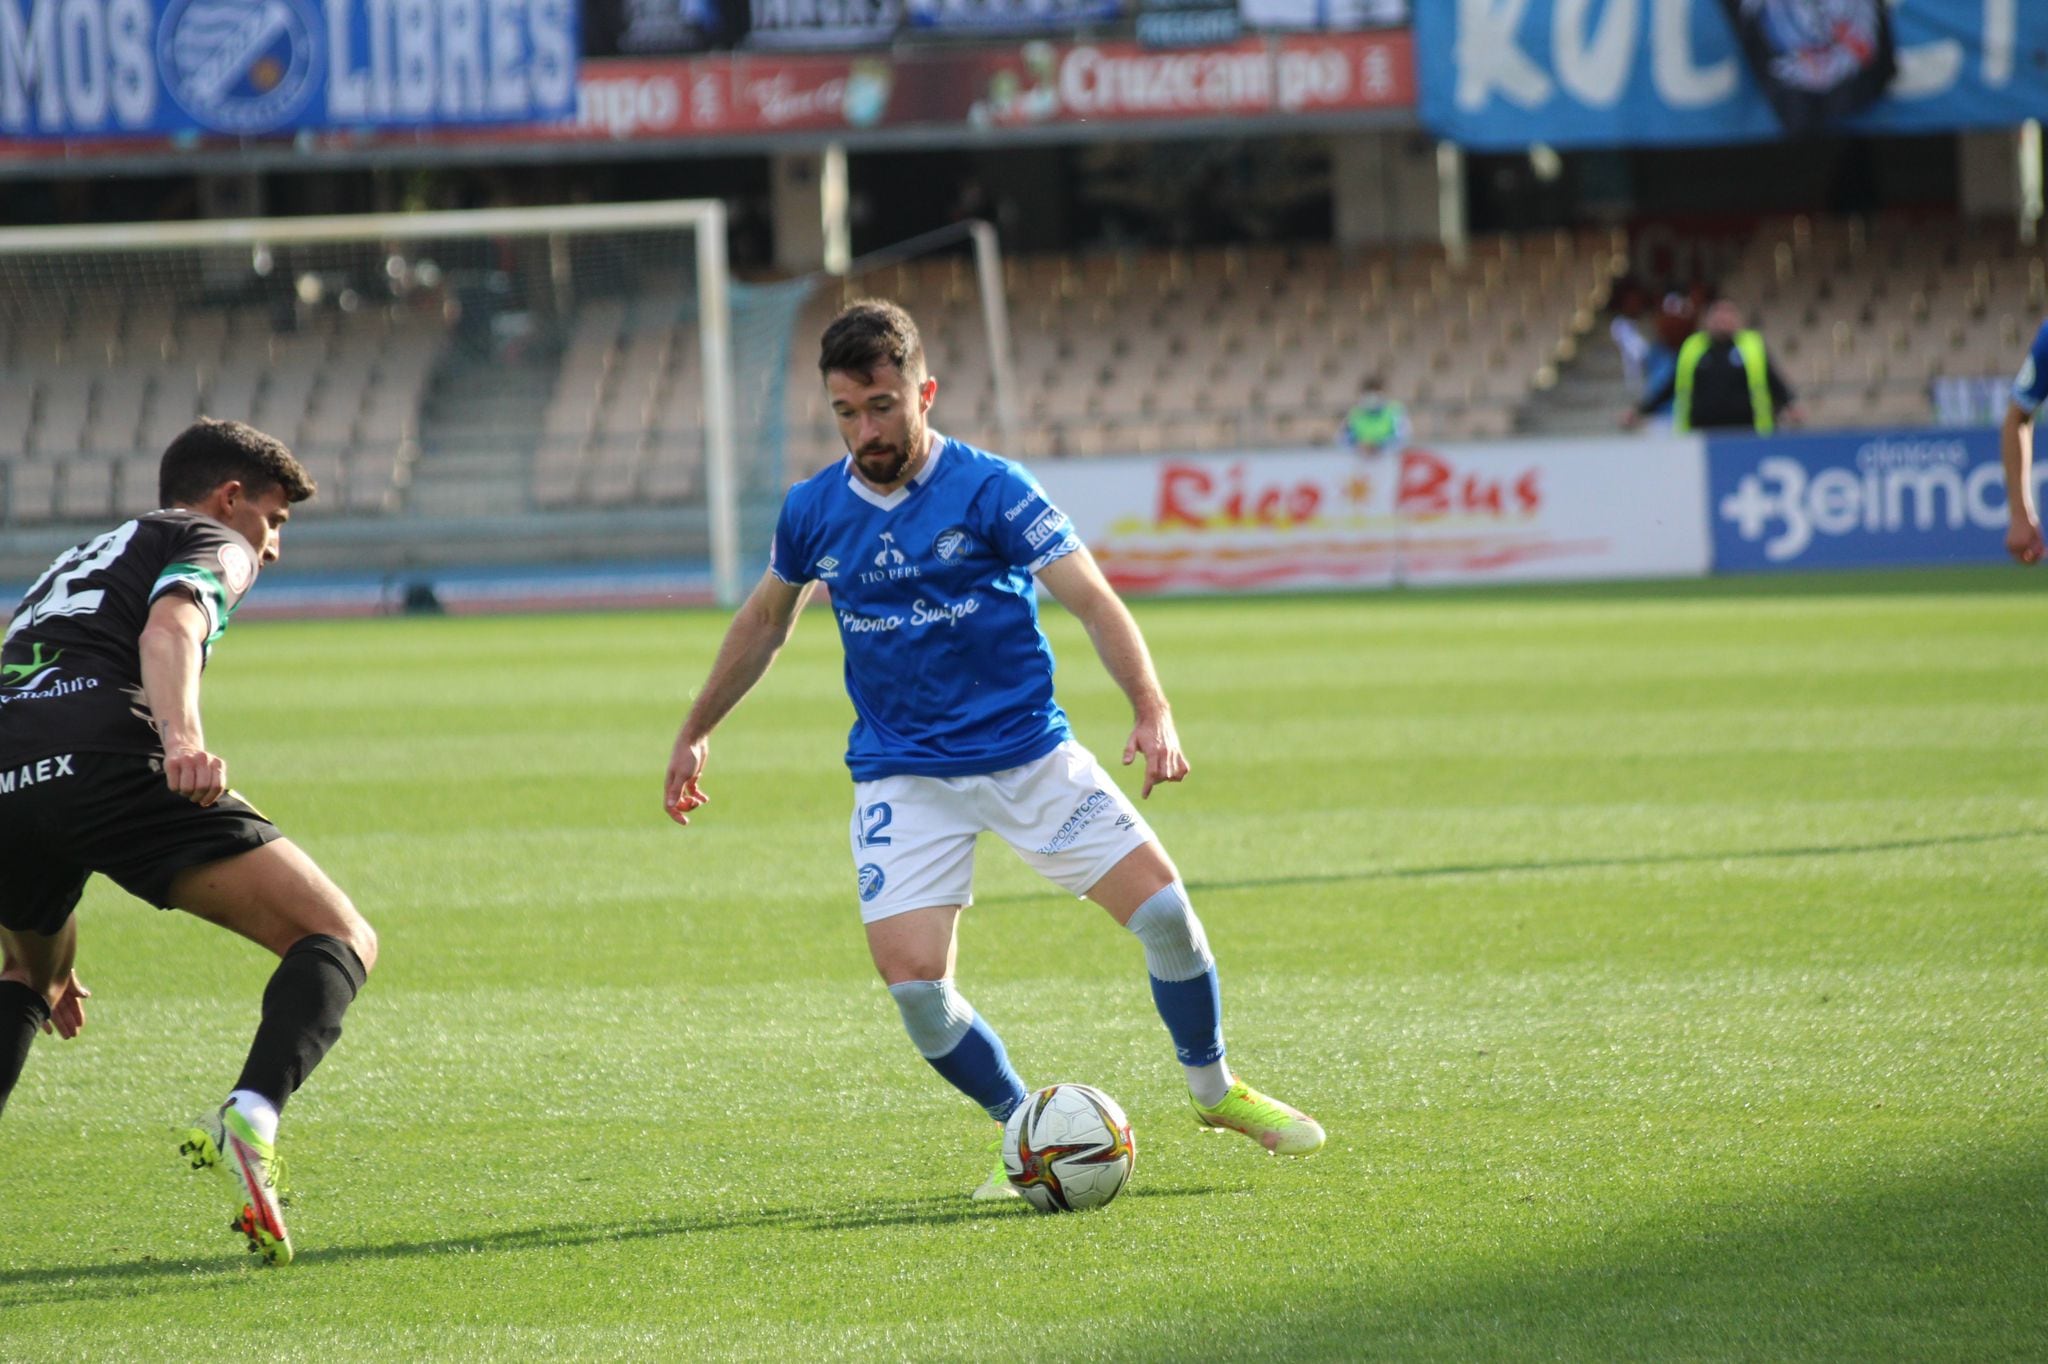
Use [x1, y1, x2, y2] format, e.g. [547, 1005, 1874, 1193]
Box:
[2014, 319, 2048, 414]
[770, 434, 1083, 780]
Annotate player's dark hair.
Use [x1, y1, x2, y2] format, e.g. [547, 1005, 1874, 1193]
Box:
[819, 299, 926, 385]
[159, 417, 315, 508]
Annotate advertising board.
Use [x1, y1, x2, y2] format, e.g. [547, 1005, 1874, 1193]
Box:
[1030, 436, 1707, 596]
[1708, 428, 2031, 571]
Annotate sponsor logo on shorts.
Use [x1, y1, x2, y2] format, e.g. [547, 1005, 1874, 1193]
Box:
[1114, 813, 1135, 831]
[0, 753, 75, 795]
[1023, 509, 1070, 550]
[1037, 788, 1114, 855]
[858, 863, 887, 902]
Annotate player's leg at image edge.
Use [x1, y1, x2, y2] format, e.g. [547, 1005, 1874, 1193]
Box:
[888, 978, 1031, 1199]
[1126, 881, 1324, 1156]
[0, 978, 52, 1120]
[0, 916, 81, 1121]
[181, 932, 369, 1265]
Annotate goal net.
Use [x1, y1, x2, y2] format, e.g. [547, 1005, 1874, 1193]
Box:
[0, 200, 814, 605]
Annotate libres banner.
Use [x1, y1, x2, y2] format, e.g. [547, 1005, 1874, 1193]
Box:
[0, 0, 578, 138]
[1029, 437, 1708, 596]
[1415, 0, 2047, 150]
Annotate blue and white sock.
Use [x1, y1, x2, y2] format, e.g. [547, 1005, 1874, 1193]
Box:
[888, 979, 1029, 1122]
[1126, 881, 1232, 1106]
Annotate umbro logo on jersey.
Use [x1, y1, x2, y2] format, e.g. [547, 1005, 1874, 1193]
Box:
[816, 557, 841, 580]
[0, 753, 74, 795]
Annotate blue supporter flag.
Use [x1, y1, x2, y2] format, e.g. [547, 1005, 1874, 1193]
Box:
[1416, 0, 2048, 150]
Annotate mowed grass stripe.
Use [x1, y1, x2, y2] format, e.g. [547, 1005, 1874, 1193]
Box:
[1, 569, 2042, 1360]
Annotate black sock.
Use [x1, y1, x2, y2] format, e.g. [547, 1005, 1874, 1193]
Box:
[0, 980, 51, 1120]
[233, 935, 367, 1112]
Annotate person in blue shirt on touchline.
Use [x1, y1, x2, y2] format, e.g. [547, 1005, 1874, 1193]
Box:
[663, 300, 1323, 1198]
[2001, 317, 2048, 565]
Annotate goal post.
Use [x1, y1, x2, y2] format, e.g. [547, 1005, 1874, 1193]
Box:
[0, 200, 1017, 610]
[0, 199, 766, 606]
[828, 217, 1019, 457]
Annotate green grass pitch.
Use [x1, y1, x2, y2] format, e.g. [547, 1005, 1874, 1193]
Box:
[2, 568, 2044, 1360]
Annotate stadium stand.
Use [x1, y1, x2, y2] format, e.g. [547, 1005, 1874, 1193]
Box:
[0, 288, 440, 527]
[1718, 214, 2044, 431]
[786, 233, 1620, 472]
[7, 216, 2042, 527]
[531, 230, 1625, 504]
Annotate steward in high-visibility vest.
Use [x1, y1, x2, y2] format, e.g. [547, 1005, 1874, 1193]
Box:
[1635, 303, 1795, 434]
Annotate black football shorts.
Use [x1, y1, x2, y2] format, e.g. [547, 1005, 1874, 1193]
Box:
[0, 750, 281, 937]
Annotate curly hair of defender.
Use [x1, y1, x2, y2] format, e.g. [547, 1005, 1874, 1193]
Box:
[159, 417, 316, 508]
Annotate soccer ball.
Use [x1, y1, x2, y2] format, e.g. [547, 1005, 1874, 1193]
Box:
[1001, 1083, 1136, 1213]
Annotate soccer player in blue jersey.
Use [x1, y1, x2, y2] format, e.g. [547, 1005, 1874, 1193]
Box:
[664, 300, 1323, 1196]
[2002, 317, 2048, 564]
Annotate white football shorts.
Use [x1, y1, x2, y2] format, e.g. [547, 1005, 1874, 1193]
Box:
[847, 739, 1155, 923]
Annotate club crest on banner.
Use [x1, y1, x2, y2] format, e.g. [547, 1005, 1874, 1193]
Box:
[1746, 0, 1884, 90]
[1723, 0, 1894, 132]
[159, 0, 323, 135]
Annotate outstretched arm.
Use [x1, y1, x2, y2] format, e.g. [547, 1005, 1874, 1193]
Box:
[664, 570, 811, 824]
[137, 594, 227, 806]
[1036, 547, 1189, 798]
[2004, 401, 2042, 565]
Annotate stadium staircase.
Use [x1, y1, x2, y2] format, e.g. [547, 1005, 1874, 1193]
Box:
[1516, 328, 1631, 437]
[405, 348, 556, 517]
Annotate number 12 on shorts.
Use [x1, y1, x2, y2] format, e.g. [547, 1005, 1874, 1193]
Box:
[857, 802, 894, 848]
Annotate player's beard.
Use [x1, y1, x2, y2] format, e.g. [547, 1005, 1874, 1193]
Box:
[854, 417, 924, 486]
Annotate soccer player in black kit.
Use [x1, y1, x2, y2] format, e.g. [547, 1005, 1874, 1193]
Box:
[0, 418, 377, 1266]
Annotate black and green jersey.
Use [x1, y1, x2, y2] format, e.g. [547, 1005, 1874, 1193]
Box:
[0, 510, 259, 763]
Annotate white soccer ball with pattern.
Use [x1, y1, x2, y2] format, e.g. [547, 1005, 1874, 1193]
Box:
[1001, 1083, 1136, 1213]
